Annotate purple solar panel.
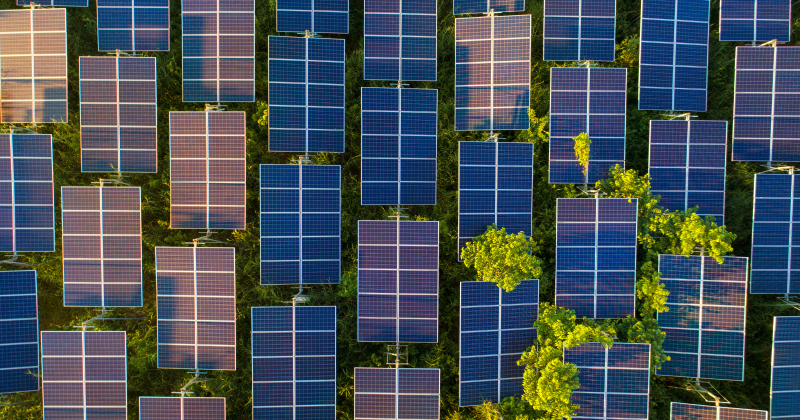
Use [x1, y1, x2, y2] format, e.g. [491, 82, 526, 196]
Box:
[354, 368, 440, 420]
[140, 396, 226, 420]
[671, 402, 768, 420]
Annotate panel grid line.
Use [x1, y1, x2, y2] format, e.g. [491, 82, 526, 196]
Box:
[543, 0, 617, 62]
[719, 0, 791, 42]
[671, 402, 768, 420]
[140, 396, 226, 420]
[354, 367, 440, 420]
[97, 0, 170, 51]
[771, 316, 800, 419]
[0, 270, 39, 394]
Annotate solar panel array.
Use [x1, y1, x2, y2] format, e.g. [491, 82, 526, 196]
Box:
[97, 0, 170, 51]
[731, 46, 800, 163]
[252, 306, 337, 420]
[41, 331, 127, 420]
[182, 0, 255, 102]
[0, 134, 55, 253]
[555, 198, 638, 319]
[657, 254, 748, 381]
[169, 111, 246, 230]
[453, 0, 524, 15]
[638, 0, 709, 112]
[564, 342, 651, 420]
[772, 316, 800, 420]
[459, 280, 539, 407]
[276, 0, 348, 34]
[79, 56, 157, 173]
[549, 67, 627, 184]
[156, 247, 236, 371]
[0, 270, 39, 395]
[268, 36, 345, 154]
[543, 0, 616, 62]
[720, 0, 791, 42]
[455, 15, 531, 132]
[140, 396, 226, 420]
[16, 0, 86, 5]
[261, 165, 341, 286]
[358, 220, 439, 343]
[671, 403, 768, 420]
[362, 88, 438, 206]
[0, 9, 68, 123]
[649, 120, 727, 225]
[354, 368, 440, 420]
[364, 0, 437, 81]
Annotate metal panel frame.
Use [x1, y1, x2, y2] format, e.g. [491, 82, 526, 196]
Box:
[354, 367, 441, 420]
[0, 270, 39, 395]
[96, 0, 170, 51]
[771, 316, 800, 420]
[139, 396, 226, 420]
[719, 0, 791, 42]
[670, 402, 768, 420]
[542, 0, 618, 62]
[453, 0, 525, 15]
[276, 0, 349, 34]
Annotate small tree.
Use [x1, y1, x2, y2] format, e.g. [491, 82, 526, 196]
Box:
[461, 225, 543, 292]
[573, 132, 591, 186]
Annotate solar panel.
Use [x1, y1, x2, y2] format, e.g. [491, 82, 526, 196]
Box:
[772, 316, 800, 420]
[543, 0, 616, 62]
[671, 403, 768, 420]
[0, 9, 68, 123]
[555, 198, 637, 318]
[455, 15, 531, 132]
[0, 134, 55, 253]
[156, 247, 236, 371]
[79, 56, 157, 173]
[41, 330, 127, 420]
[268, 36, 345, 154]
[276, 0, 348, 34]
[549, 67, 627, 184]
[358, 220, 439, 343]
[720, 0, 791, 42]
[16, 0, 86, 5]
[252, 306, 337, 420]
[97, 0, 170, 51]
[731, 46, 800, 163]
[453, 0, 524, 15]
[649, 120, 727, 225]
[657, 254, 748, 381]
[169, 111, 246, 230]
[638, 0, 709, 112]
[564, 342, 651, 420]
[459, 280, 539, 407]
[361, 88, 438, 206]
[182, 0, 254, 102]
[354, 368, 440, 420]
[364, 0, 437, 81]
[0, 270, 38, 394]
[140, 396, 226, 420]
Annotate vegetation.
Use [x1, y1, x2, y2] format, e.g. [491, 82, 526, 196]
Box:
[572, 132, 591, 186]
[461, 225, 543, 292]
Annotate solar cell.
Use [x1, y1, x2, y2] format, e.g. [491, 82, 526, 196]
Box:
[453, 0, 525, 15]
[772, 316, 800, 420]
[731, 46, 800, 163]
[276, 0, 348, 34]
[364, 0, 437, 81]
[648, 120, 727, 225]
[358, 220, 439, 343]
[156, 247, 236, 371]
[458, 141, 533, 256]
[140, 396, 226, 420]
[252, 306, 337, 420]
[671, 403, 768, 420]
[720, 0, 791, 42]
[0, 9, 68, 123]
[16, 0, 86, 5]
[79, 56, 157, 173]
[459, 280, 539, 407]
[455, 15, 531, 132]
[564, 342, 651, 420]
[362, 88, 438, 205]
[261, 165, 341, 286]
[41, 330, 127, 420]
[0, 270, 39, 395]
[182, 0, 254, 102]
[0, 134, 55, 253]
[169, 111, 246, 230]
[354, 367, 440, 420]
[549, 67, 627, 184]
[268, 36, 345, 154]
[638, 0, 709, 112]
[555, 198, 638, 318]
[543, 0, 616, 62]
[97, 0, 170, 51]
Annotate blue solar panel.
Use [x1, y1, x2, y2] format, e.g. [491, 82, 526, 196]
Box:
[453, 0, 524, 15]
[0, 270, 38, 395]
[455, 15, 531, 131]
[364, 0, 437, 81]
[268, 36, 345, 154]
[638, 0, 709, 112]
[260, 165, 340, 286]
[97, 0, 170, 51]
[140, 396, 226, 420]
[182, 0, 254, 102]
[657, 254, 748, 381]
[649, 120, 727, 225]
[276, 0, 348, 34]
[362, 88, 438, 206]
[720, 0, 791, 42]
[354, 368, 440, 420]
[772, 316, 800, 420]
[731, 46, 800, 163]
[564, 342, 651, 420]
[156, 247, 236, 371]
[543, 0, 616, 62]
[169, 111, 246, 230]
[80, 56, 157, 173]
[555, 198, 637, 319]
[252, 306, 337, 420]
[41, 331, 127, 420]
[671, 403, 768, 420]
[17, 0, 86, 5]
[459, 280, 538, 407]
[549, 67, 627, 184]
[0, 134, 55, 253]
[358, 220, 439, 343]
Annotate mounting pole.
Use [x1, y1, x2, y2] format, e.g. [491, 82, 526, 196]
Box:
[173, 369, 214, 397]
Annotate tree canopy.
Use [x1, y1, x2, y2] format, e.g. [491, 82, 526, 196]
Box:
[461, 225, 543, 292]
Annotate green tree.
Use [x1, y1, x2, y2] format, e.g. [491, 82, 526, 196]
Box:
[461, 225, 543, 292]
[573, 132, 591, 185]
